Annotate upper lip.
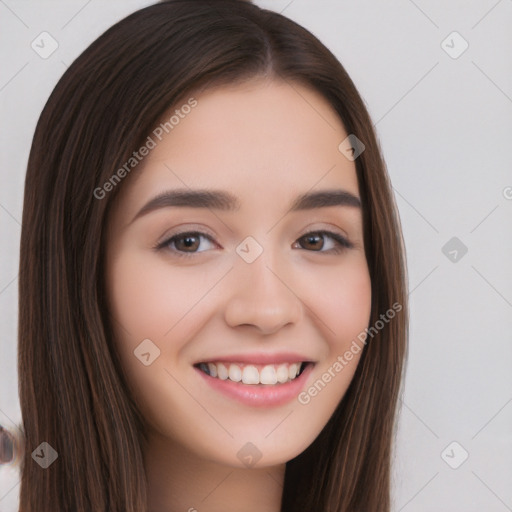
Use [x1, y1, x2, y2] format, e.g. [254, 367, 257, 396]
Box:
[194, 352, 314, 365]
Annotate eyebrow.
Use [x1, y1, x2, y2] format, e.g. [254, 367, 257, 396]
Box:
[130, 188, 361, 224]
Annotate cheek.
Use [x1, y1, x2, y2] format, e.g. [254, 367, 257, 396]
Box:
[292, 255, 371, 418]
[301, 254, 372, 349]
[105, 250, 229, 404]
[107, 251, 211, 347]
[105, 250, 209, 430]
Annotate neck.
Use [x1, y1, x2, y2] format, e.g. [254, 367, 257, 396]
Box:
[144, 430, 285, 512]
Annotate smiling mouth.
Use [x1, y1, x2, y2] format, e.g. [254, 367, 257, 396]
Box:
[194, 361, 311, 385]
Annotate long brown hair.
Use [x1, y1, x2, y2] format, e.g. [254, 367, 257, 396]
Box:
[13, 1, 408, 510]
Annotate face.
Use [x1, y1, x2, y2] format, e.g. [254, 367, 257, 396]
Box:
[105, 78, 371, 468]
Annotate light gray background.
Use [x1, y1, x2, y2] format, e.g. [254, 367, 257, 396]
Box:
[1, 1, 511, 511]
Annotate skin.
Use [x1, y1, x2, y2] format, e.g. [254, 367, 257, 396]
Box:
[105, 78, 372, 512]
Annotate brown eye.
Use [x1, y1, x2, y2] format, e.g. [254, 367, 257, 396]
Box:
[156, 231, 216, 258]
[300, 233, 324, 251]
[174, 233, 201, 252]
[296, 230, 352, 254]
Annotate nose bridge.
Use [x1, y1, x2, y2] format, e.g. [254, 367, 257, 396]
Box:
[223, 239, 303, 334]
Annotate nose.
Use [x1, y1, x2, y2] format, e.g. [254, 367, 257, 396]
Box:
[223, 250, 303, 335]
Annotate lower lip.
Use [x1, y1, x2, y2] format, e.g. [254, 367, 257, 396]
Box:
[195, 363, 314, 407]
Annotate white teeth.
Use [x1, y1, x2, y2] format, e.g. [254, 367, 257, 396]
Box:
[242, 365, 259, 384]
[228, 364, 242, 382]
[260, 365, 278, 385]
[288, 363, 299, 380]
[199, 361, 306, 385]
[276, 364, 289, 383]
[217, 363, 228, 380]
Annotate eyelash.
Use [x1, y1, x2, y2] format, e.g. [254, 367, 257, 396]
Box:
[154, 229, 353, 259]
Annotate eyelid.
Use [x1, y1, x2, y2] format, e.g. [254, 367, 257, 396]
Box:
[302, 222, 351, 241]
[154, 224, 217, 247]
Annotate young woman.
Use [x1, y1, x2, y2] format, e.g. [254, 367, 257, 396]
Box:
[7, 0, 408, 510]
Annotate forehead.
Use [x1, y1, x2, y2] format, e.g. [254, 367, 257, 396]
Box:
[114, 79, 359, 217]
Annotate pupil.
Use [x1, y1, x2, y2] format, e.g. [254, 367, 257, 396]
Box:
[305, 234, 322, 250]
[181, 235, 198, 250]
